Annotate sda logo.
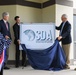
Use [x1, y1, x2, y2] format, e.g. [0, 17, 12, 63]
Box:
[24, 29, 53, 43]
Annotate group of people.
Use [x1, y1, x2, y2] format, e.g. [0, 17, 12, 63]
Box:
[0, 12, 75, 75]
[0, 12, 26, 75]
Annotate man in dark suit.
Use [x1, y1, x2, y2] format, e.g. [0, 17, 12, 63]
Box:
[56, 14, 72, 69]
[0, 12, 11, 70]
[13, 16, 26, 68]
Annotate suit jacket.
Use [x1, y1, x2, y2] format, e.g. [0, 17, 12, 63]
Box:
[13, 23, 20, 44]
[0, 19, 11, 39]
[56, 21, 72, 44]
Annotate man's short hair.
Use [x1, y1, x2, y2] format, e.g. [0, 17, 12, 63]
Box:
[62, 14, 68, 19]
[2, 12, 9, 18]
[14, 16, 20, 20]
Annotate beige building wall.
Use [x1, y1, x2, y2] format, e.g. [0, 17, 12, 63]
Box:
[42, 5, 56, 23]
[16, 5, 42, 23]
[42, 0, 48, 3]
[0, 5, 42, 60]
[26, 0, 42, 3]
[26, 0, 48, 3]
[0, 0, 73, 61]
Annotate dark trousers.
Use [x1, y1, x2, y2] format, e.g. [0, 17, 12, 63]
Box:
[0, 68, 3, 75]
[15, 44, 26, 67]
[4, 48, 9, 66]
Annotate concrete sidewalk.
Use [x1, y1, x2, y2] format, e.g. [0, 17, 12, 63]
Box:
[4, 65, 76, 75]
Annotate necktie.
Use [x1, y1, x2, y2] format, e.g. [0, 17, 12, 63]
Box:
[5, 22, 8, 30]
[59, 22, 65, 36]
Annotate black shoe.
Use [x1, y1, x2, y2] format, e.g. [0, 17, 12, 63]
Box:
[22, 63, 27, 67]
[15, 65, 19, 68]
[65, 64, 70, 69]
[4, 66, 10, 70]
[24, 64, 27, 67]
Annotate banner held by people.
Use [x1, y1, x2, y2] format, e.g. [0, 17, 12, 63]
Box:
[20, 23, 55, 50]
[20, 23, 66, 71]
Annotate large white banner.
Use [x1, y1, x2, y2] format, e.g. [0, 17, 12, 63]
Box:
[20, 23, 55, 50]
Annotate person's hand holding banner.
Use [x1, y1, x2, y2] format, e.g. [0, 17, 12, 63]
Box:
[58, 36, 62, 41]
